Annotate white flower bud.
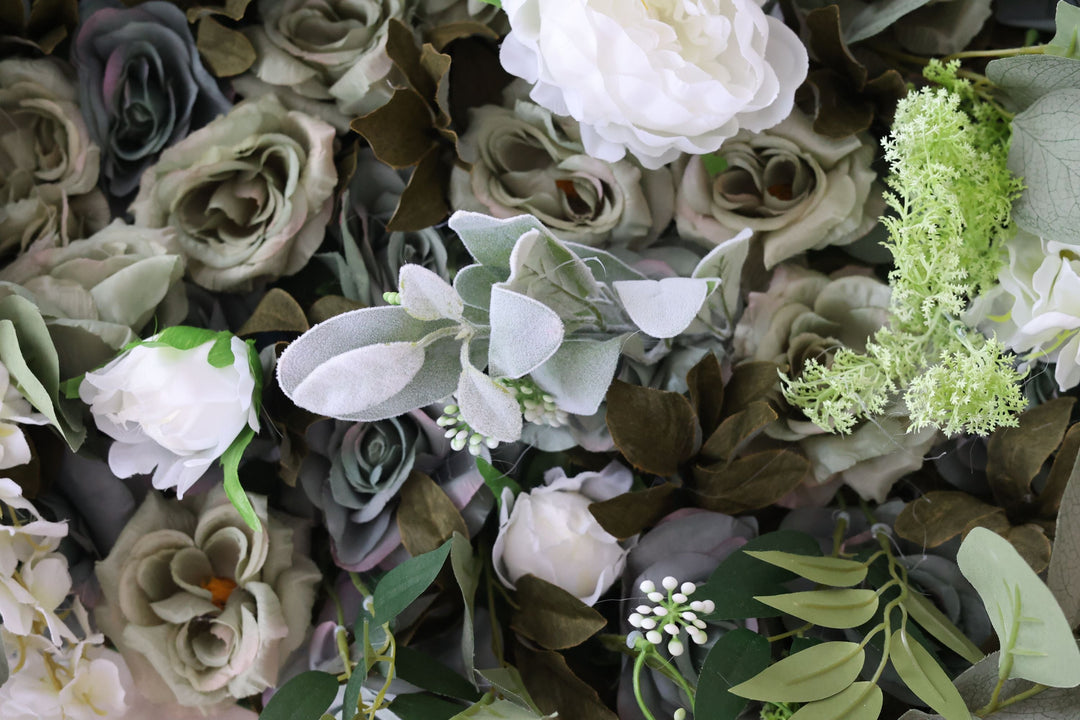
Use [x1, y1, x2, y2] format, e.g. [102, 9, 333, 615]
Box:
[681, 582, 696, 595]
[674, 709, 687, 720]
[628, 613, 644, 628]
[653, 606, 668, 617]
[648, 591, 665, 602]
[646, 630, 663, 645]
[636, 605, 652, 614]
[672, 592, 687, 604]
[664, 623, 680, 635]
[681, 611, 697, 621]
[641, 618, 657, 630]
[668, 638, 685, 656]
[662, 576, 679, 591]
[640, 580, 656, 594]
[701, 599, 716, 614]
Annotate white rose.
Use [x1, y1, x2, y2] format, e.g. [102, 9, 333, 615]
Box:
[499, 0, 808, 170]
[492, 461, 632, 605]
[78, 335, 258, 497]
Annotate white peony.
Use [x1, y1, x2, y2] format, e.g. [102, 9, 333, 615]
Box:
[78, 335, 258, 498]
[498, 0, 808, 170]
[492, 461, 632, 605]
[0, 362, 47, 470]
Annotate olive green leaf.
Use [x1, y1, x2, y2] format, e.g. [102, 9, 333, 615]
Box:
[397, 471, 468, 556]
[195, 15, 255, 77]
[511, 576, 606, 650]
[958, 527, 1080, 687]
[986, 397, 1075, 511]
[606, 380, 698, 476]
[744, 551, 868, 588]
[587, 482, 679, 540]
[1049, 441, 1080, 628]
[902, 590, 984, 665]
[451, 532, 481, 681]
[895, 491, 1001, 548]
[238, 288, 310, 335]
[754, 589, 879, 629]
[890, 626, 970, 720]
[698, 401, 778, 464]
[514, 644, 618, 720]
[789, 682, 883, 720]
[729, 641, 865, 702]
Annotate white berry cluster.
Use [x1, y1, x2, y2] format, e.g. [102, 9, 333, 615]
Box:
[628, 576, 714, 657]
[437, 404, 501, 454]
[502, 377, 569, 427]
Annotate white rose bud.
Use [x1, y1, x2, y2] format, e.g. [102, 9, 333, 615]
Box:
[79, 333, 259, 498]
[492, 461, 632, 605]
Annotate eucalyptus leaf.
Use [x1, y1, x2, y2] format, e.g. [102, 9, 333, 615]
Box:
[456, 364, 523, 443]
[371, 539, 452, 627]
[488, 287, 564, 378]
[957, 527, 1080, 687]
[903, 590, 985, 665]
[342, 664, 365, 720]
[754, 589, 879, 629]
[1009, 88, 1080, 244]
[398, 264, 465, 322]
[744, 551, 868, 588]
[221, 426, 259, 532]
[890, 626, 970, 720]
[986, 55, 1080, 112]
[613, 277, 712, 339]
[844, 0, 934, 44]
[728, 641, 865, 702]
[258, 671, 339, 720]
[693, 628, 771, 720]
[788, 682, 883, 720]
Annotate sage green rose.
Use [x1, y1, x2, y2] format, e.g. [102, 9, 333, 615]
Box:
[95, 489, 321, 709]
[0, 220, 186, 376]
[131, 95, 337, 292]
[676, 108, 881, 268]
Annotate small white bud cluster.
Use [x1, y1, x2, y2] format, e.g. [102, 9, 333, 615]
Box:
[437, 404, 500, 454]
[628, 577, 714, 657]
[502, 377, 569, 427]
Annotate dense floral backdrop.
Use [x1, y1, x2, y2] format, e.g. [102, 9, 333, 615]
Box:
[4, 0, 1080, 719]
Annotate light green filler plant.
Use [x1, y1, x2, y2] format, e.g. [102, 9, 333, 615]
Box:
[782, 61, 1027, 436]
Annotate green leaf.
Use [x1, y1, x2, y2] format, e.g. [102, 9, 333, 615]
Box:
[449, 695, 554, 719]
[476, 668, 544, 714]
[902, 590, 985, 665]
[890, 626, 970, 720]
[207, 333, 236, 368]
[605, 380, 698, 477]
[259, 671, 338, 720]
[389, 693, 466, 720]
[701, 153, 728, 177]
[1009, 89, 1080, 245]
[476, 456, 521, 508]
[587, 483, 679, 539]
[950, 651, 1080, 719]
[221, 426, 259, 532]
[844, 0, 934, 44]
[987, 55, 1080, 112]
[728, 641, 865, 703]
[744, 551, 869, 588]
[788, 682, 883, 720]
[754, 589, 879, 629]
[397, 471, 468, 556]
[511, 575, 607, 650]
[451, 532, 481, 682]
[1049, 1, 1080, 59]
[697, 531, 822, 619]
[693, 628, 771, 720]
[395, 646, 482, 701]
[372, 539, 452, 627]
[958, 527, 1080, 687]
[342, 665, 365, 720]
[153, 325, 225, 352]
[1049, 440, 1080, 627]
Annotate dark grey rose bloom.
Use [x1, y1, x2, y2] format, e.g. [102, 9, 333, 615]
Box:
[301, 410, 451, 571]
[72, 0, 231, 198]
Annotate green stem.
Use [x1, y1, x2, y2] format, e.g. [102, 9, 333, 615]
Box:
[945, 44, 1048, 61]
[978, 683, 1049, 716]
[766, 623, 813, 643]
[632, 650, 659, 720]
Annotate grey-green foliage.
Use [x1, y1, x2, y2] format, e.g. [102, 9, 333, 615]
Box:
[278, 211, 747, 446]
[957, 527, 1080, 688]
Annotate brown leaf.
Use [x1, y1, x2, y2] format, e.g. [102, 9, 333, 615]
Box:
[446, 36, 515, 135]
[397, 471, 468, 556]
[511, 575, 607, 650]
[692, 449, 808, 514]
[686, 352, 724, 438]
[425, 21, 499, 52]
[805, 69, 875, 137]
[195, 15, 255, 77]
[1004, 523, 1053, 574]
[516, 644, 619, 720]
[238, 288, 310, 335]
[351, 88, 437, 169]
[184, 0, 251, 22]
[987, 397, 1075, 511]
[806, 6, 866, 86]
[307, 296, 366, 325]
[699, 401, 777, 464]
[722, 361, 782, 417]
[386, 19, 439, 102]
[895, 491, 1002, 548]
[588, 483, 679, 540]
[606, 380, 698, 476]
[386, 146, 450, 232]
[1039, 423, 1080, 518]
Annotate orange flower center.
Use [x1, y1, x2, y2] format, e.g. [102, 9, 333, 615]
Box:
[202, 577, 238, 609]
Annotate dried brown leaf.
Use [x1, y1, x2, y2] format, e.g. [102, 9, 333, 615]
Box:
[606, 380, 698, 476]
[397, 471, 467, 556]
[987, 397, 1075, 511]
[895, 491, 1001, 548]
[699, 401, 777, 465]
[686, 352, 725, 438]
[238, 288, 309, 336]
[693, 449, 808, 514]
[195, 15, 255, 77]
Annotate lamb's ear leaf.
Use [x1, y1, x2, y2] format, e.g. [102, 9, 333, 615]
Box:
[614, 278, 711, 339]
[398, 264, 464, 322]
[488, 287, 564, 379]
[958, 527, 1080, 687]
[448, 211, 547, 268]
[290, 341, 426, 418]
[456, 364, 523, 443]
[531, 336, 623, 416]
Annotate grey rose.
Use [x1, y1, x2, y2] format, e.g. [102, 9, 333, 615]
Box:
[451, 95, 675, 248]
[72, 0, 231, 199]
[301, 410, 451, 571]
